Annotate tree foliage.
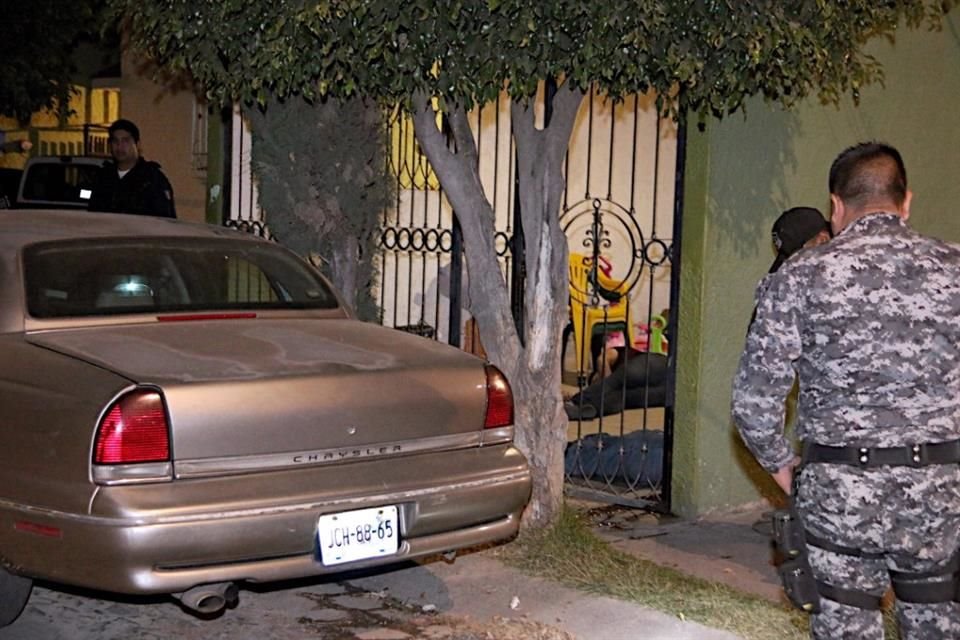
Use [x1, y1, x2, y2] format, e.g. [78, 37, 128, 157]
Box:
[247, 96, 390, 321]
[108, 0, 954, 117]
[0, 0, 106, 123]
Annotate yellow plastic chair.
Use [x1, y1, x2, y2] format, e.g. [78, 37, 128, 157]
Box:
[568, 253, 634, 374]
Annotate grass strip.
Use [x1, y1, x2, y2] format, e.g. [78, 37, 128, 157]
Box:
[494, 505, 899, 640]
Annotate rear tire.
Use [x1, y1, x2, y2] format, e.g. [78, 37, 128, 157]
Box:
[0, 568, 32, 627]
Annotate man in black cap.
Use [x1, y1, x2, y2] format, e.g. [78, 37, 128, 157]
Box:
[769, 206, 832, 273]
[88, 119, 177, 218]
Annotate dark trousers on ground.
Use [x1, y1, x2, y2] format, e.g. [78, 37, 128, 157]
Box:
[569, 352, 668, 417]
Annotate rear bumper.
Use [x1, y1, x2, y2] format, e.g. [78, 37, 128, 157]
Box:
[0, 445, 531, 594]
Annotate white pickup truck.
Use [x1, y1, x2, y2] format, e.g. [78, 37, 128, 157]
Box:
[13, 156, 107, 209]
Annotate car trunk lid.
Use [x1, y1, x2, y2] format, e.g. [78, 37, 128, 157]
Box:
[26, 319, 492, 462]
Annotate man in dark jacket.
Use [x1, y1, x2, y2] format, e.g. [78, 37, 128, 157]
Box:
[88, 119, 176, 218]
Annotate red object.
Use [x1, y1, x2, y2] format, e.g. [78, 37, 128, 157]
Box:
[595, 255, 614, 279]
[14, 521, 62, 538]
[483, 365, 514, 428]
[94, 390, 170, 464]
[158, 312, 257, 322]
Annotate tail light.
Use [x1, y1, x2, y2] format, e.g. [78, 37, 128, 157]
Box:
[94, 389, 170, 464]
[484, 364, 514, 429]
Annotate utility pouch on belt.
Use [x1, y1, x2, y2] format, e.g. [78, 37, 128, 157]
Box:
[771, 507, 821, 613]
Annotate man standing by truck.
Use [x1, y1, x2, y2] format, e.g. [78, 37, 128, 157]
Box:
[88, 119, 176, 218]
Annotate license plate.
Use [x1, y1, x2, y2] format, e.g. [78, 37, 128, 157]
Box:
[316, 505, 400, 566]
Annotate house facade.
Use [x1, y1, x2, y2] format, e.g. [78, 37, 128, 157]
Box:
[0, 44, 209, 223]
[7, 13, 957, 518]
[210, 14, 960, 517]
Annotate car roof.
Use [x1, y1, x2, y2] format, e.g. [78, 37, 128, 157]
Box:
[0, 209, 261, 253]
[23, 155, 108, 167]
[17, 156, 110, 210]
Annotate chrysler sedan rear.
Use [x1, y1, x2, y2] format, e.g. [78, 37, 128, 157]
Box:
[0, 210, 531, 625]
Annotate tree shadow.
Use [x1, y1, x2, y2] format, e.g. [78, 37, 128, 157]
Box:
[707, 105, 807, 260]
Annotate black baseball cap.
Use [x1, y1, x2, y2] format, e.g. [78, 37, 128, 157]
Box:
[769, 206, 829, 273]
[108, 119, 141, 143]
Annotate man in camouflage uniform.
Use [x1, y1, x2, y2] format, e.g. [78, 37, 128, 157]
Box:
[732, 142, 960, 639]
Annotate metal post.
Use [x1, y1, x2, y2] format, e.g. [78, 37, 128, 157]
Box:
[659, 108, 687, 515]
[510, 174, 525, 343]
[219, 106, 233, 226]
[449, 217, 463, 347]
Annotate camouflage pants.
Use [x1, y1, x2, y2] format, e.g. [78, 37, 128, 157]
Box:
[796, 463, 960, 640]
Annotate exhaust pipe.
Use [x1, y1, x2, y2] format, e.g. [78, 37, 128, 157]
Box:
[174, 582, 239, 616]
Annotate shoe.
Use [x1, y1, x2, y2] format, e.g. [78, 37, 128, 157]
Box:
[564, 401, 598, 421]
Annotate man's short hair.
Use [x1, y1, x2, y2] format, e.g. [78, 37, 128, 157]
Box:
[828, 142, 907, 209]
[108, 119, 141, 143]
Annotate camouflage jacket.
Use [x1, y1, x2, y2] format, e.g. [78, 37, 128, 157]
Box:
[732, 213, 960, 472]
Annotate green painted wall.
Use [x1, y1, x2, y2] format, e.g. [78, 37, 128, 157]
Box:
[671, 14, 960, 517]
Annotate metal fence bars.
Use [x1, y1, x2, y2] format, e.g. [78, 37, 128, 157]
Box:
[376, 89, 681, 510]
[377, 99, 517, 346]
[559, 89, 679, 511]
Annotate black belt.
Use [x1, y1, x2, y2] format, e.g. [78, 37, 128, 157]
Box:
[802, 438, 960, 468]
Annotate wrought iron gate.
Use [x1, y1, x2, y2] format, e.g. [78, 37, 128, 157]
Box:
[378, 98, 518, 347]
[376, 90, 683, 511]
[560, 91, 684, 511]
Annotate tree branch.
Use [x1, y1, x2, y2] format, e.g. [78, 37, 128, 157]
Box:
[410, 92, 450, 163]
[411, 92, 523, 373]
[510, 98, 539, 150]
[510, 97, 545, 313]
[447, 104, 480, 169]
[544, 83, 585, 162]
[510, 83, 585, 369]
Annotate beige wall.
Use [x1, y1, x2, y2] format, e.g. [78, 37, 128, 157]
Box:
[116, 51, 207, 222]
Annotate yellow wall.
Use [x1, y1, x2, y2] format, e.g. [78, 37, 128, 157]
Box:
[0, 86, 121, 169]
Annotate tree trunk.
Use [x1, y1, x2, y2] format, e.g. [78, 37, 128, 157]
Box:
[411, 85, 585, 528]
[329, 240, 359, 312]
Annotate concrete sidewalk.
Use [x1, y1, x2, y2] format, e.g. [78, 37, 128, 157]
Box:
[589, 503, 784, 604]
[347, 552, 743, 640]
[0, 548, 744, 640]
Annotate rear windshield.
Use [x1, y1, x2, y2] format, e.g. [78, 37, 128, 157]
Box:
[23, 237, 340, 318]
[20, 162, 102, 206]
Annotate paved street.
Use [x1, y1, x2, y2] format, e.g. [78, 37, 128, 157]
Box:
[1, 576, 504, 640]
[0, 553, 741, 640]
